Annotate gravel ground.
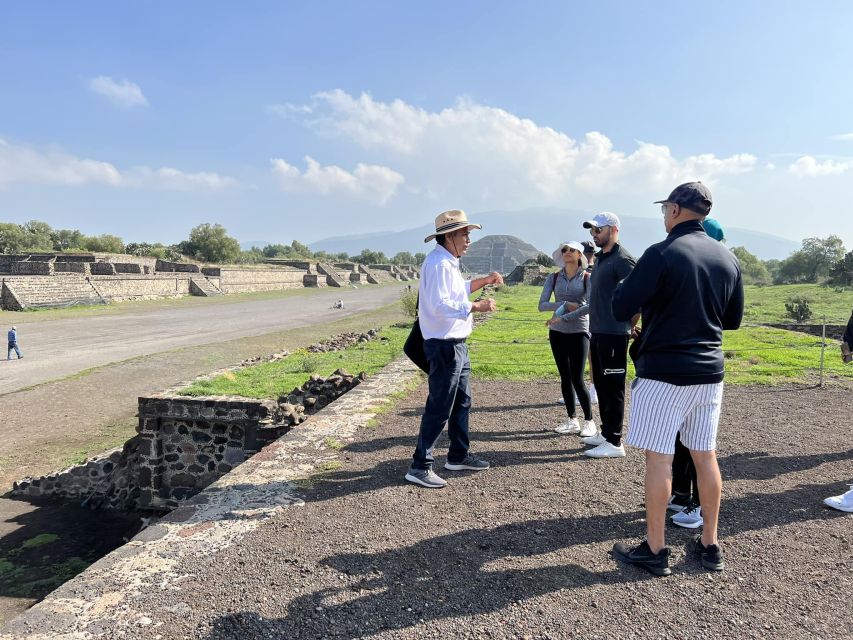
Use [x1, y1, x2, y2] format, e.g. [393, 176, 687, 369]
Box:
[119, 382, 853, 639]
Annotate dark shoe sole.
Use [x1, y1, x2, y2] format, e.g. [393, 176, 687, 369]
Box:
[700, 556, 725, 571]
[612, 548, 671, 576]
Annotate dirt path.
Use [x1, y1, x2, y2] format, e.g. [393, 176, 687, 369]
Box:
[124, 380, 851, 639]
[0, 285, 402, 395]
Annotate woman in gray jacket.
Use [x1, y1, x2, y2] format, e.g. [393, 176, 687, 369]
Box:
[540, 241, 596, 437]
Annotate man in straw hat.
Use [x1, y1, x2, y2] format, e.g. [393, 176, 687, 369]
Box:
[405, 209, 503, 489]
[610, 182, 743, 576]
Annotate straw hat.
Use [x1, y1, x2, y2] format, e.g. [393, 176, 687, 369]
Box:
[424, 209, 483, 243]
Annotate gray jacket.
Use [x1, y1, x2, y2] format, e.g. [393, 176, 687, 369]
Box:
[539, 269, 590, 335]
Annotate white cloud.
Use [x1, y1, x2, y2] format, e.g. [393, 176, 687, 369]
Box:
[287, 90, 757, 206]
[788, 155, 850, 177]
[270, 156, 404, 205]
[89, 76, 149, 108]
[831, 133, 853, 141]
[0, 139, 236, 191]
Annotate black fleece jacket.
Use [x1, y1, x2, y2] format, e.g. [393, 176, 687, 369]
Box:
[612, 220, 744, 385]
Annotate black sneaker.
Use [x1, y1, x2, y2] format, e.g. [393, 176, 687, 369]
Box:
[444, 454, 490, 471]
[691, 534, 725, 571]
[612, 540, 671, 576]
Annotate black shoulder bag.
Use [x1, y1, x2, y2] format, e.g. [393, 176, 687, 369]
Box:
[403, 295, 430, 373]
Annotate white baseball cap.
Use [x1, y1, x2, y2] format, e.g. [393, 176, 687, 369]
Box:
[582, 212, 621, 230]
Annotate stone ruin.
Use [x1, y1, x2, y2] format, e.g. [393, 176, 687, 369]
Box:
[505, 263, 553, 286]
[0, 252, 421, 310]
[12, 331, 382, 511]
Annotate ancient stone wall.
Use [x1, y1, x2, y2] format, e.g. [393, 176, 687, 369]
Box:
[90, 275, 192, 300]
[54, 262, 90, 275]
[11, 261, 53, 275]
[114, 263, 143, 274]
[0, 275, 104, 309]
[155, 260, 200, 273]
[90, 262, 117, 275]
[217, 268, 306, 293]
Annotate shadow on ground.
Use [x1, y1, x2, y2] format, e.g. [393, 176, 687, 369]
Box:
[0, 494, 144, 622]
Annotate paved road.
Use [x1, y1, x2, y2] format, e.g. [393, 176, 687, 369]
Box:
[0, 286, 404, 395]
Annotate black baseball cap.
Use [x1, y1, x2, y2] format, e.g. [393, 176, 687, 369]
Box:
[655, 181, 713, 216]
[581, 240, 596, 255]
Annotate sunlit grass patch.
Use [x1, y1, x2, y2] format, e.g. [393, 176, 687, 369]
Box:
[470, 285, 853, 386]
[178, 326, 408, 399]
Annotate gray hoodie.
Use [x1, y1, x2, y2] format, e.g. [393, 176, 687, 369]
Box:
[539, 269, 590, 335]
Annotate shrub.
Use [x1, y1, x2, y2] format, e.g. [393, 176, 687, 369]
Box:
[400, 289, 418, 318]
[784, 296, 813, 323]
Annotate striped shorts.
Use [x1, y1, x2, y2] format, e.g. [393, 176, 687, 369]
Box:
[625, 378, 724, 455]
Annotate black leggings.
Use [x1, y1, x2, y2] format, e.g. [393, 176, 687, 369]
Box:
[673, 433, 700, 504]
[549, 331, 592, 420]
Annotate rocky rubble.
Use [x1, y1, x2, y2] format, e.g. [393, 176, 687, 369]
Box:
[277, 368, 367, 426]
[306, 328, 383, 352]
[237, 328, 383, 366]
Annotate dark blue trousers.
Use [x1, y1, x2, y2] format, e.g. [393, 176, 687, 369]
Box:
[412, 338, 472, 470]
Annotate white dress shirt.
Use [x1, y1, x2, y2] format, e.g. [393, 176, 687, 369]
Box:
[418, 244, 473, 340]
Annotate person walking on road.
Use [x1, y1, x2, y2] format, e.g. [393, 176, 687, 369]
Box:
[541, 241, 595, 437]
[7, 326, 22, 360]
[610, 182, 744, 576]
[580, 212, 637, 458]
[405, 209, 504, 489]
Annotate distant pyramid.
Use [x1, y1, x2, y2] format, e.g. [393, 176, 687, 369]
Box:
[461, 235, 543, 274]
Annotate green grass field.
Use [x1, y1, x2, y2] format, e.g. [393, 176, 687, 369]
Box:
[469, 285, 853, 386]
[175, 284, 853, 399]
[742, 284, 853, 325]
[178, 325, 409, 398]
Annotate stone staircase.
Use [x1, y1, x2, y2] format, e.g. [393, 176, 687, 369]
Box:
[189, 276, 223, 297]
[315, 262, 349, 287]
[0, 275, 105, 310]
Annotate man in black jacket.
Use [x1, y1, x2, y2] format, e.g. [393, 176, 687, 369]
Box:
[609, 182, 744, 576]
[580, 212, 637, 458]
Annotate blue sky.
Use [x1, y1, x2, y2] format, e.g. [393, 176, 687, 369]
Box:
[2, 1, 852, 251]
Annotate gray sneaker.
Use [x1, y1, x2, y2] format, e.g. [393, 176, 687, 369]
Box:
[444, 455, 490, 471]
[405, 468, 447, 488]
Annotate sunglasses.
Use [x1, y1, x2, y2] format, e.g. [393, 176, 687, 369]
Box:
[560, 246, 579, 254]
[589, 226, 608, 235]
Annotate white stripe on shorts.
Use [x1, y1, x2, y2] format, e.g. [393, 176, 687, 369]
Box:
[626, 378, 724, 455]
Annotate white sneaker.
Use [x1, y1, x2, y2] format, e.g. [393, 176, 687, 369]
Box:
[579, 419, 597, 437]
[557, 397, 566, 405]
[581, 432, 606, 446]
[671, 504, 703, 528]
[589, 385, 598, 404]
[555, 417, 581, 434]
[585, 441, 626, 458]
[824, 486, 853, 513]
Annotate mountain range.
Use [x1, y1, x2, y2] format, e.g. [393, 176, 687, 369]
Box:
[245, 207, 801, 261]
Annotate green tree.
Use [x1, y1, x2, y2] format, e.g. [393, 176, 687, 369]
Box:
[535, 253, 555, 267]
[83, 234, 125, 253]
[777, 235, 846, 283]
[237, 247, 265, 264]
[763, 259, 781, 283]
[21, 220, 54, 251]
[731, 246, 770, 285]
[262, 244, 289, 258]
[390, 251, 415, 265]
[51, 228, 85, 251]
[352, 248, 388, 264]
[178, 223, 241, 263]
[0, 223, 30, 254]
[413, 252, 426, 265]
[827, 250, 853, 287]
